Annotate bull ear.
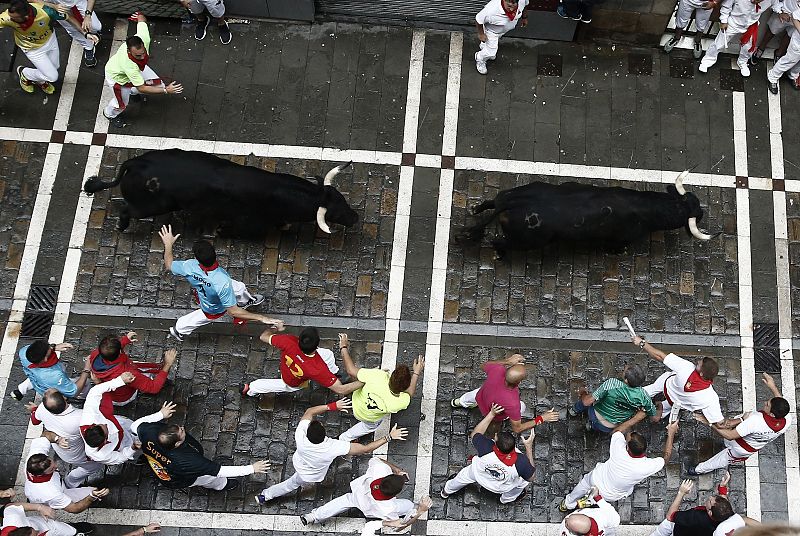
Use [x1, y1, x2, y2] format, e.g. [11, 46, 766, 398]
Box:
[666, 185, 679, 197]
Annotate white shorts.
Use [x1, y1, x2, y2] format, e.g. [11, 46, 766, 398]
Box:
[675, 0, 713, 32]
[188, 0, 225, 18]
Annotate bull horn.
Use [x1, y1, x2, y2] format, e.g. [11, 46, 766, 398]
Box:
[675, 170, 689, 196]
[316, 207, 331, 234]
[688, 217, 713, 240]
[324, 161, 353, 186]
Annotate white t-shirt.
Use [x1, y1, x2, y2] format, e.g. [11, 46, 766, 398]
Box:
[24, 437, 73, 509]
[560, 498, 621, 535]
[32, 403, 87, 465]
[663, 353, 724, 423]
[591, 432, 665, 501]
[725, 411, 791, 454]
[476, 0, 531, 35]
[1, 504, 55, 534]
[713, 513, 745, 536]
[350, 458, 407, 520]
[293, 419, 351, 482]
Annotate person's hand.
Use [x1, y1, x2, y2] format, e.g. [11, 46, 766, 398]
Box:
[693, 413, 709, 425]
[163, 348, 177, 366]
[0, 488, 14, 499]
[92, 488, 110, 500]
[678, 479, 694, 495]
[488, 403, 505, 416]
[133, 441, 142, 450]
[261, 317, 284, 330]
[539, 408, 559, 423]
[120, 371, 136, 384]
[165, 82, 183, 95]
[54, 342, 73, 352]
[126, 331, 138, 343]
[740, 411, 752, 421]
[417, 496, 433, 512]
[720, 22, 728, 30]
[412, 355, 425, 375]
[522, 430, 535, 448]
[159, 225, 180, 247]
[338, 333, 349, 349]
[135, 11, 147, 22]
[24, 402, 37, 413]
[56, 436, 70, 449]
[720, 470, 731, 488]
[335, 397, 352, 411]
[389, 424, 408, 441]
[159, 401, 177, 419]
[142, 523, 161, 533]
[36, 504, 56, 519]
[478, 32, 487, 43]
[520, 16, 528, 27]
[632, 335, 643, 347]
[761, 372, 777, 390]
[179, 0, 190, 8]
[505, 354, 525, 366]
[780, 11, 791, 21]
[666, 421, 679, 435]
[86, 33, 99, 45]
[252, 460, 271, 473]
[81, 15, 92, 31]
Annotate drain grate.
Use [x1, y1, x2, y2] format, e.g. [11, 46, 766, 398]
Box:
[753, 323, 780, 373]
[21, 285, 58, 339]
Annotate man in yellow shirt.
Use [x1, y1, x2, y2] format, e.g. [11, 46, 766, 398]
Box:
[103, 12, 183, 127]
[0, 0, 97, 94]
[337, 333, 425, 442]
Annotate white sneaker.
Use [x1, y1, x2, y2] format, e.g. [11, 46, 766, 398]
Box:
[698, 63, 709, 73]
[739, 63, 750, 77]
[475, 52, 487, 75]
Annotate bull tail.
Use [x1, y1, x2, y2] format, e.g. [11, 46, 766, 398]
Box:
[83, 161, 131, 195]
[456, 210, 500, 244]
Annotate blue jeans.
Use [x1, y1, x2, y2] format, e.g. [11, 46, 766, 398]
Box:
[573, 400, 614, 433]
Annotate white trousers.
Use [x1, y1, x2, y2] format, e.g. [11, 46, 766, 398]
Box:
[248, 348, 338, 396]
[457, 388, 527, 415]
[104, 65, 164, 119]
[675, 0, 713, 32]
[64, 460, 104, 488]
[262, 472, 312, 500]
[188, 0, 226, 18]
[192, 474, 227, 490]
[768, 32, 800, 83]
[700, 28, 753, 70]
[695, 447, 749, 473]
[476, 31, 503, 63]
[22, 34, 60, 83]
[444, 463, 529, 503]
[564, 470, 595, 509]
[339, 417, 384, 443]
[27, 516, 78, 536]
[650, 519, 675, 536]
[307, 492, 415, 523]
[57, 12, 101, 50]
[172, 279, 254, 336]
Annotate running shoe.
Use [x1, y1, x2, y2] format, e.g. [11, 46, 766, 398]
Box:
[195, 17, 210, 40]
[255, 494, 267, 505]
[168, 327, 184, 342]
[663, 37, 678, 54]
[9, 389, 23, 401]
[17, 66, 34, 93]
[242, 294, 265, 309]
[103, 110, 125, 128]
[39, 82, 55, 95]
[83, 47, 97, 68]
[749, 48, 763, 65]
[223, 478, 240, 491]
[219, 20, 232, 45]
[474, 52, 487, 75]
[693, 41, 703, 59]
[558, 498, 575, 512]
[769, 81, 779, 94]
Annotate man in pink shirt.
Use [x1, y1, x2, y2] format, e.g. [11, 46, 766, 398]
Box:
[451, 353, 558, 433]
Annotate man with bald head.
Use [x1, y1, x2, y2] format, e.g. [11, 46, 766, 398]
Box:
[559, 486, 621, 536]
[451, 353, 558, 433]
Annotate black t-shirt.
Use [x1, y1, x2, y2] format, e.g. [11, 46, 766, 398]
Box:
[137, 422, 221, 489]
[673, 506, 719, 536]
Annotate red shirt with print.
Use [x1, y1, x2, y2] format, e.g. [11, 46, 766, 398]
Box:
[269, 334, 337, 388]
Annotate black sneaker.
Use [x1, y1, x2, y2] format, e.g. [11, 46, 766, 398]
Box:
[749, 48, 763, 65]
[769, 81, 779, 95]
[299, 515, 309, 526]
[218, 20, 231, 45]
[223, 478, 240, 491]
[685, 465, 700, 476]
[9, 389, 23, 401]
[83, 47, 97, 68]
[195, 17, 210, 40]
[70, 522, 95, 535]
[102, 111, 126, 128]
[242, 294, 264, 309]
[168, 327, 184, 342]
[129, 93, 145, 103]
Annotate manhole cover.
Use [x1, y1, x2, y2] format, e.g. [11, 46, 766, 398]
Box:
[538, 54, 563, 77]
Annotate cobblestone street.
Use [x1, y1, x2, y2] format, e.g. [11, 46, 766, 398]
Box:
[0, 10, 798, 535]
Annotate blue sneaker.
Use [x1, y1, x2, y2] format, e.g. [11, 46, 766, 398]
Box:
[255, 494, 267, 505]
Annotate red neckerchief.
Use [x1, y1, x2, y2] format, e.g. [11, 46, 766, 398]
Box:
[127, 50, 149, 71]
[199, 261, 219, 274]
[28, 350, 59, 369]
[588, 518, 603, 536]
[17, 8, 35, 30]
[26, 471, 54, 483]
[627, 449, 646, 459]
[492, 445, 518, 466]
[370, 478, 392, 500]
[1, 529, 46, 536]
[761, 410, 786, 432]
[740, 22, 759, 52]
[501, 0, 517, 20]
[684, 370, 712, 392]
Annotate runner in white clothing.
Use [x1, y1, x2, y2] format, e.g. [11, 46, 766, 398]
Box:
[23, 436, 109, 513]
[698, 0, 779, 76]
[559, 487, 621, 536]
[752, 0, 798, 63]
[255, 398, 408, 504]
[441, 403, 536, 504]
[560, 418, 677, 511]
[0, 503, 93, 536]
[27, 389, 102, 488]
[49, 0, 101, 66]
[636, 336, 725, 425]
[767, 10, 800, 93]
[80, 372, 175, 465]
[663, 0, 719, 57]
[688, 372, 792, 475]
[474, 0, 531, 74]
[302, 457, 432, 532]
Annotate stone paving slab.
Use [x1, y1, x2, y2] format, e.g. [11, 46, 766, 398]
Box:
[447, 172, 739, 333]
[76, 149, 397, 319]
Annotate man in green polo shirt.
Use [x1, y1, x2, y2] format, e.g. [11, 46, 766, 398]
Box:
[337, 333, 425, 442]
[569, 362, 656, 433]
[103, 12, 183, 127]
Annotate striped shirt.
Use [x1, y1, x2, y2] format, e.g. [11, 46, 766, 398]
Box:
[592, 378, 657, 424]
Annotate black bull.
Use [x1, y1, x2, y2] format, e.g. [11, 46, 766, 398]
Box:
[83, 149, 359, 236]
[458, 176, 717, 258]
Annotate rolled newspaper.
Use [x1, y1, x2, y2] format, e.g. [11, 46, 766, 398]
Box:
[623, 316, 637, 338]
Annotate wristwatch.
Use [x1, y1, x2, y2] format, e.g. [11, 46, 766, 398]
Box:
[85, 9, 92, 14]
